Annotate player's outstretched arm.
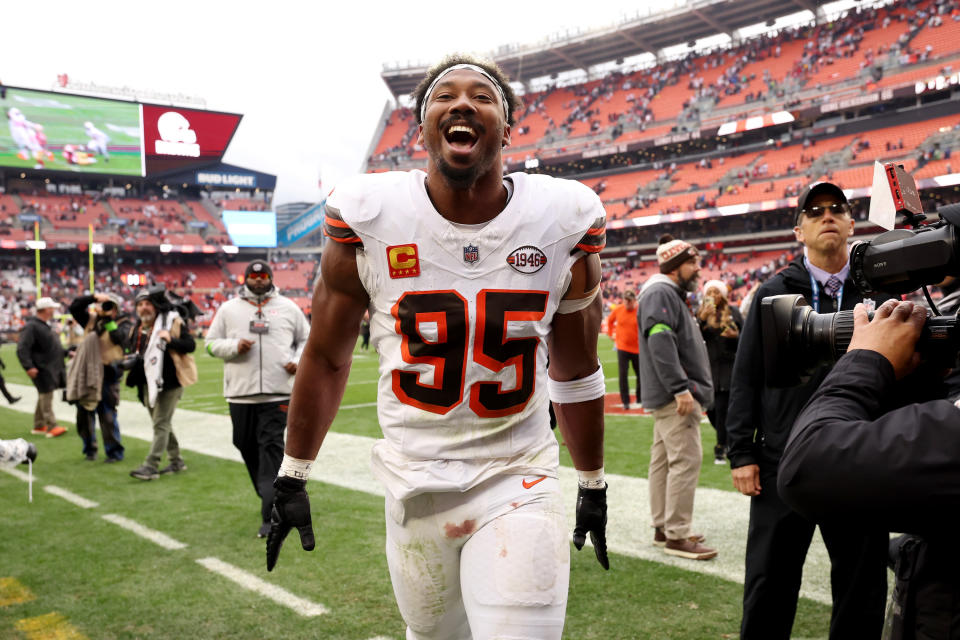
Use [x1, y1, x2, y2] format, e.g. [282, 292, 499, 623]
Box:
[266, 240, 369, 571]
[549, 253, 608, 570]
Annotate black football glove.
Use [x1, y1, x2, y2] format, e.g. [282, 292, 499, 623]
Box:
[265, 476, 315, 572]
[573, 484, 609, 570]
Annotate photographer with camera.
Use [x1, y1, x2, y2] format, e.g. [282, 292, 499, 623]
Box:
[778, 299, 960, 638]
[124, 286, 197, 481]
[726, 182, 894, 639]
[67, 292, 132, 463]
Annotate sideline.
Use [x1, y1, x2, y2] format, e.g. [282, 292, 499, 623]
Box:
[4, 382, 833, 605]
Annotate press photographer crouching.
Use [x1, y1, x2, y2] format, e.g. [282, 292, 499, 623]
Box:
[777, 299, 960, 639]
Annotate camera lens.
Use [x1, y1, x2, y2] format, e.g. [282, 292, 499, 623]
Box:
[101, 300, 116, 312]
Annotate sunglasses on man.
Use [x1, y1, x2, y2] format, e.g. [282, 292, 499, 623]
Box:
[801, 202, 851, 218]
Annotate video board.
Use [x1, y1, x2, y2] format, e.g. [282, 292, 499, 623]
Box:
[221, 210, 277, 248]
[1, 87, 142, 176]
[0, 86, 243, 178]
[141, 105, 242, 176]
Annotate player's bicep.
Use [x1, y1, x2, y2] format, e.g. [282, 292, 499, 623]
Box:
[549, 294, 602, 381]
[306, 241, 369, 366]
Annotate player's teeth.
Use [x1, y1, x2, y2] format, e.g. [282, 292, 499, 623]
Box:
[448, 126, 475, 135]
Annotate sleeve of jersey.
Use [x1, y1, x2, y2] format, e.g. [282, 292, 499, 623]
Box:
[323, 202, 363, 247]
[572, 198, 606, 255]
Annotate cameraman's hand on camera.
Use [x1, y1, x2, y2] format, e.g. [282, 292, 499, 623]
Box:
[94, 293, 110, 303]
[266, 476, 315, 572]
[675, 390, 695, 416]
[731, 464, 762, 496]
[848, 300, 927, 379]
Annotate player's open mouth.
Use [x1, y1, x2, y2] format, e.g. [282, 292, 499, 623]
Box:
[444, 124, 478, 153]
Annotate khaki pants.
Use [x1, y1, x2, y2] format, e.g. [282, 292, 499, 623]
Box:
[144, 387, 184, 471]
[34, 391, 56, 429]
[648, 399, 703, 540]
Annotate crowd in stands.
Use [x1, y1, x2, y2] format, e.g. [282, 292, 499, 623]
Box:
[0, 253, 318, 335]
[0, 188, 271, 248]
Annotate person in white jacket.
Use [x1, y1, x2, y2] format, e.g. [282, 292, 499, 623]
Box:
[205, 260, 311, 537]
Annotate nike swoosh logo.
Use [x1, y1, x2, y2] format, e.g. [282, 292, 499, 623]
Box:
[522, 475, 547, 490]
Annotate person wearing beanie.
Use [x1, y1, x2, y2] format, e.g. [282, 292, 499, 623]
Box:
[696, 280, 742, 464]
[726, 181, 894, 639]
[205, 259, 310, 537]
[606, 289, 640, 410]
[125, 285, 197, 480]
[637, 234, 716, 560]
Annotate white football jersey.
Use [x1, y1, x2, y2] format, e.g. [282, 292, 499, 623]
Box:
[324, 170, 605, 499]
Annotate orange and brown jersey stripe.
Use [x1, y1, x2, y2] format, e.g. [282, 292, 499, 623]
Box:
[573, 215, 606, 254]
[323, 204, 362, 246]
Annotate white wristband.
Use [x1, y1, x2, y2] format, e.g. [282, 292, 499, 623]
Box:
[578, 467, 605, 489]
[548, 364, 605, 404]
[278, 454, 314, 481]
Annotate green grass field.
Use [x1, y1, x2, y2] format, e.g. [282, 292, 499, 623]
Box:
[0, 88, 141, 176]
[0, 336, 832, 639]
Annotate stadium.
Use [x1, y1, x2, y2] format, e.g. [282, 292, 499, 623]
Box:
[1, 0, 958, 637]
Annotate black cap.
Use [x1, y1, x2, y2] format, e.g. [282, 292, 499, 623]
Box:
[244, 260, 273, 280]
[795, 182, 847, 225]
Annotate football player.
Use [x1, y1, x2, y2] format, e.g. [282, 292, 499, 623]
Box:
[7, 107, 50, 168]
[267, 54, 609, 639]
[84, 121, 110, 161]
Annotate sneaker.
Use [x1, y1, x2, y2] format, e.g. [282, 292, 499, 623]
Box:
[714, 456, 727, 465]
[129, 465, 159, 481]
[46, 426, 67, 438]
[653, 527, 706, 548]
[257, 521, 272, 539]
[9, 396, 21, 405]
[84, 453, 97, 461]
[31, 426, 49, 435]
[664, 538, 718, 560]
[159, 461, 187, 475]
[104, 457, 121, 464]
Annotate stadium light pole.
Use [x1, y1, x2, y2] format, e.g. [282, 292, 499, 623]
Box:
[34, 221, 41, 296]
[88, 225, 94, 293]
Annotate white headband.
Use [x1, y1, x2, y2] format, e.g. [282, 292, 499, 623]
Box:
[419, 63, 509, 123]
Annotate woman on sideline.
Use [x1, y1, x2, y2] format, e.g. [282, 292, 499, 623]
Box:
[697, 280, 742, 464]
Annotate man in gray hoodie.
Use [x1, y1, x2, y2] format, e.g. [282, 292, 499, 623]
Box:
[206, 260, 310, 537]
[637, 234, 715, 560]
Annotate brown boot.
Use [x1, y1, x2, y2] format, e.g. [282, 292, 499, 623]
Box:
[664, 538, 717, 560]
[653, 527, 705, 547]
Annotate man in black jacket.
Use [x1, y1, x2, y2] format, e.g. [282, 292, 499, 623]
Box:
[17, 297, 66, 437]
[726, 182, 892, 639]
[68, 292, 133, 462]
[779, 299, 960, 639]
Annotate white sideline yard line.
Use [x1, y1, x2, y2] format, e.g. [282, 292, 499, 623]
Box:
[340, 401, 379, 410]
[4, 382, 833, 605]
[102, 513, 188, 550]
[44, 484, 99, 509]
[196, 557, 328, 617]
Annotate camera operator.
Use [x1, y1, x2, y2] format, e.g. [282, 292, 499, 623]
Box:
[124, 286, 197, 481]
[726, 182, 895, 639]
[778, 300, 960, 639]
[67, 292, 132, 463]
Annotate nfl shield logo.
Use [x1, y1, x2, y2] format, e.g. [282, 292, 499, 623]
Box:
[463, 244, 479, 264]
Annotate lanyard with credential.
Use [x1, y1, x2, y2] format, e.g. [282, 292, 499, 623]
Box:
[808, 273, 843, 313]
